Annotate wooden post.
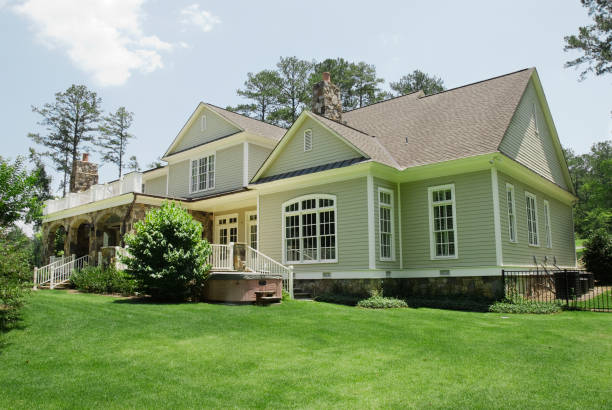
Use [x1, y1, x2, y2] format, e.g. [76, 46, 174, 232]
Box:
[33, 267, 38, 290]
[288, 266, 294, 299]
[229, 242, 235, 271]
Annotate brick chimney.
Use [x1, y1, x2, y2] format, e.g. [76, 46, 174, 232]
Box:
[72, 153, 98, 192]
[312, 72, 342, 122]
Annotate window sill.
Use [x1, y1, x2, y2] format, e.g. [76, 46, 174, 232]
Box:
[190, 187, 216, 194]
[379, 258, 396, 262]
[284, 259, 338, 265]
[431, 255, 458, 260]
[528, 244, 540, 248]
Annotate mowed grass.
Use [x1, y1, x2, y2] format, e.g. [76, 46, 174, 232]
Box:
[1, 291, 612, 409]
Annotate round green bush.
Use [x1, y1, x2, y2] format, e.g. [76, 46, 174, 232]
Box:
[357, 296, 408, 309]
[583, 229, 612, 283]
[122, 202, 211, 301]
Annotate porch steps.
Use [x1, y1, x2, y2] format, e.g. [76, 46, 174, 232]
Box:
[37, 280, 71, 290]
[254, 290, 281, 305]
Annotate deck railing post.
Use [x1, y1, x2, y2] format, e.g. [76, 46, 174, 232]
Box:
[33, 267, 38, 290]
[229, 242, 235, 271]
[289, 266, 294, 299]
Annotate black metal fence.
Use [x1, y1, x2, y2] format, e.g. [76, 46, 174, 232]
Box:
[502, 269, 611, 312]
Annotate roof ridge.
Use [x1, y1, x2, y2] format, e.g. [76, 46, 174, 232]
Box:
[418, 67, 533, 99]
[203, 102, 287, 131]
[342, 89, 424, 114]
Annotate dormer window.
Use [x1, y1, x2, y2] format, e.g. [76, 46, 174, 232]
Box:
[304, 129, 312, 152]
[201, 115, 207, 132]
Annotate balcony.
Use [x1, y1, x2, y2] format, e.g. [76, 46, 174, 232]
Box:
[43, 172, 143, 215]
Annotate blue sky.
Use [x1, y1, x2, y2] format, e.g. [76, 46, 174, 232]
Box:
[1, 0, 610, 193]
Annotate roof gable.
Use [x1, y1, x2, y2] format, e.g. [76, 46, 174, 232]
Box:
[252, 111, 372, 182]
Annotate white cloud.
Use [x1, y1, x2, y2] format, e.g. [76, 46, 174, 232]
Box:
[180, 4, 220, 32]
[14, 0, 174, 86]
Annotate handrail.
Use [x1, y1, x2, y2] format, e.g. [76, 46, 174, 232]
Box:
[208, 244, 233, 270]
[34, 255, 88, 289]
[34, 255, 75, 286]
[245, 245, 294, 298]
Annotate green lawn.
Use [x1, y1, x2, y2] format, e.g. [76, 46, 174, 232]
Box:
[2, 291, 612, 409]
[576, 289, 612, 310]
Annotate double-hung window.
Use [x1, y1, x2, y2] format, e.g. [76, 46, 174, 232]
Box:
[543, 200, 552, 248]
[282, 195, 337, 263]
[525, 192, 539, 246]
[190, 154, 215, 193]
[429, 184, 457, 259]
[506, 184, 517, 242]
[378, 188, 394, 261]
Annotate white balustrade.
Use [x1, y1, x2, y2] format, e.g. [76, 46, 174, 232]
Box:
[208, 244, 233, 270]
[33, 254, 88, 288]
[43, 172, 143, 215]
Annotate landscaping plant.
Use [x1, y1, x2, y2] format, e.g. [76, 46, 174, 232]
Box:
[582, 228, 612, 283]
[122, 202, 211, 301]
[0, 229, 32, 330]
[70, 266, 137, 295]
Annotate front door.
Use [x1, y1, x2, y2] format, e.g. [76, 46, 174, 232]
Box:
[215, 214, 238, 244]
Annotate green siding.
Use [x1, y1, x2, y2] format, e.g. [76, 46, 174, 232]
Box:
[247, 143, 271, 181]
[400, 171, 497, 268]
[262, 117, 362, 178]
[143, 175, 166, 196]
[498, 171, 576, 267]
[168, 144, 245, 198]
[259, 177, 369, 273]
[499, 80, 569, 189]
[373, 177, 401, 270]
[169, 108, 241, 155]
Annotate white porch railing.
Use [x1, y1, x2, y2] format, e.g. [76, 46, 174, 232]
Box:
[208, 244, 233, 270]
[43, 172, 143, 215]
[245, 245, 294, 298]
[34, 255, 89, 289]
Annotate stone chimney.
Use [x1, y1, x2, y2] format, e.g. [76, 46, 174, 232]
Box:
[312, 72, 342, 122]
[72, 153, 98, 192]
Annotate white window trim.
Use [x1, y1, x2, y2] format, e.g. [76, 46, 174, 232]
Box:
[188, 152, 216, 194]
[428, 184, 458, 260]
[201, 115, 207, 132]
[214, 213, 238, 244]
[281, 194, 338, 264]
[378, 187, 395, 262]
[543, 200, 552, 249]
[525, 191, 540, 247]
[506, 183, 518, 243]
[303, 129, 312, 152]
[245, 210, 258, 249]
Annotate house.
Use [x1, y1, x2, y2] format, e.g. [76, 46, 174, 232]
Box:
[39, 67, 577, 300]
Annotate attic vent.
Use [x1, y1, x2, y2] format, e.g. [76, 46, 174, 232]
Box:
[304, 129, 312, 152]
[405, 137, 409, 143]
[532, 103, 538, 135]
[201, 115, 207, 131]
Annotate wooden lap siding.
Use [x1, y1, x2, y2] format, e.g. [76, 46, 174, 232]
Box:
[262, 117, 363, 178]
[247, 144, 272, 181]
[258, 177, 369, 274]
[168, 144, 244, 198]
[498, 171, 576, 267]
[400, 170, 497, 269]
[170, 108, 240, 155]
[498, 79, 568, 190]
[144, 175, 167, 196]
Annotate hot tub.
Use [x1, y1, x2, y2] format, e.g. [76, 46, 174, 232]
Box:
[203, 272, 283, 303]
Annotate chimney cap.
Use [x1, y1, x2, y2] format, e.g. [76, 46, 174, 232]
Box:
[82, 153, 89, 162]
[322, 72, 331, 82]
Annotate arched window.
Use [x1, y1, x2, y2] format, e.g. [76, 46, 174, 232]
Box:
[282, 194, 337, 263]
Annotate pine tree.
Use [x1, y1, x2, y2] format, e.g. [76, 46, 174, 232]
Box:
[97, 107, 135, 178]
[29, 85, 102, 195]
[236, 70, 282, 122]
[273, 56, 314, 126]
[390, 70, 445, 96]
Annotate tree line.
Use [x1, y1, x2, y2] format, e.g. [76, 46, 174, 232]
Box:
[226, 56, 445, 128]
[28, 85, 141, 197]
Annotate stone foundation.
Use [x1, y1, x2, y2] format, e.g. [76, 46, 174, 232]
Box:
[295, 276, 504, 301]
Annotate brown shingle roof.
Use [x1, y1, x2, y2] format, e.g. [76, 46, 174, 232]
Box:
[204, 103, 286, 141]
[341, 68, 534, 169]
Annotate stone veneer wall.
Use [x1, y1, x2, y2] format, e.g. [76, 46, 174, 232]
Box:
[295, 277, 504, 301]
[73, 159, 98, 192]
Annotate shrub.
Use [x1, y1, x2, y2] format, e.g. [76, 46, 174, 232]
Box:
[582, 229, 612, 283]
[489, 297, 562, 314]
[282, 289, 291, 301]
[314, 293, 361, 306]
[122, 202, 211, 301]
[0, 229, 32, 330]
[70, 266, 137, 295]
[357, 295, 408, 309]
